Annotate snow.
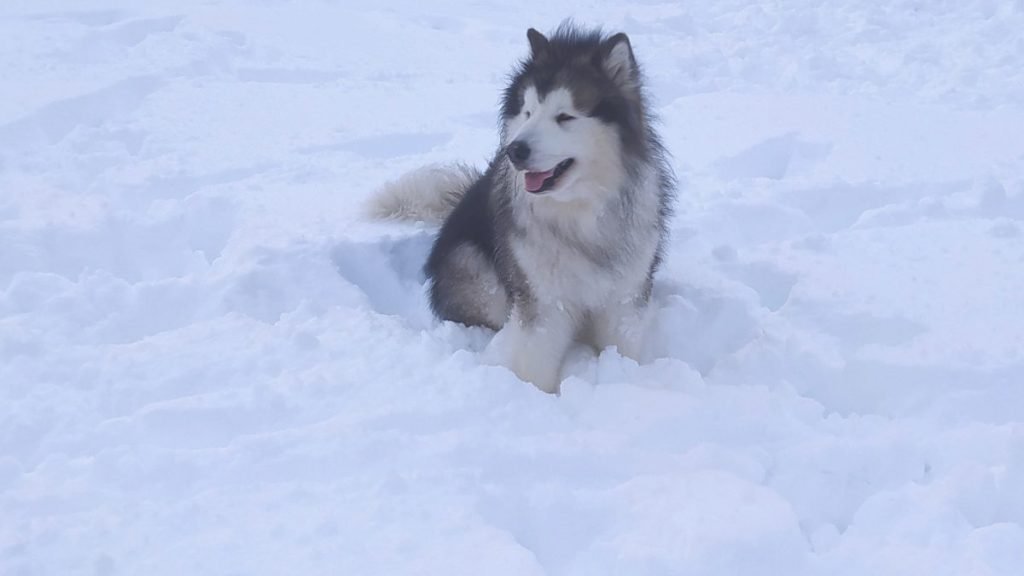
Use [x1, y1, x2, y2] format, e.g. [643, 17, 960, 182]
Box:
[2, 0, 1023, 574]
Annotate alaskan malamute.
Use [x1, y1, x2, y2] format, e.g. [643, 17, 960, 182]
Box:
[369, 23, 675, 393]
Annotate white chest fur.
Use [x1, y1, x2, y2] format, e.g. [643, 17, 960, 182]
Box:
[509, 183, 660, 314]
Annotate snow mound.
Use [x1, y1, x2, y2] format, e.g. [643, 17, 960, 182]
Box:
[2, 1, 1023, 575]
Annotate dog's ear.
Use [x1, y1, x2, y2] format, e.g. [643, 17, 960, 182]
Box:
[527, 28, 549, 58]
[600, 33, 638, 90]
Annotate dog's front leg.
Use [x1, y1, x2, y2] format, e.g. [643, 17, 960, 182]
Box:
[590, 298, 651, 362]
[488, 305, 575, 394]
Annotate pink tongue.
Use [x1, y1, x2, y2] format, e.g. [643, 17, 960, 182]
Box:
[524, 169, 555, 193]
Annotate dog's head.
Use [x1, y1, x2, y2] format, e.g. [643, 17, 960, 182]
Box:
[500, 24, 648, 202]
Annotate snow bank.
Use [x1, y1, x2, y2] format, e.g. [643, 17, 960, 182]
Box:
[2, 1, 1023, 574]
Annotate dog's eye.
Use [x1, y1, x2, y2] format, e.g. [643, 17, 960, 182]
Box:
[524, 111, 532, 119]
[556, 113, 576, 124]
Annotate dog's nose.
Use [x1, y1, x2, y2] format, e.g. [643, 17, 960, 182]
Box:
[506, 141, 531, 166]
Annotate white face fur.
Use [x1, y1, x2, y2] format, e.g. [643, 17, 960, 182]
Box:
[503, 86, 627, 204]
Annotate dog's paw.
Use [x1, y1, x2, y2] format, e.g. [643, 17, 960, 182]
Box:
[485, 321, 565, 394]
[590, 303, 651, 363]
[507, 357, 561, 394]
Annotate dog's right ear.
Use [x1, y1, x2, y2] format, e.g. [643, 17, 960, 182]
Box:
[600, 33, 638, 91]
[527, 28, 549, 58]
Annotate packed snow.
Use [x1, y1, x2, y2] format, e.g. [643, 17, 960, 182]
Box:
[2, 0, 1024, 574]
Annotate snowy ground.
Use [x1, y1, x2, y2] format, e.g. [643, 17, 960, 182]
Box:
[3, 1, 1024, 574]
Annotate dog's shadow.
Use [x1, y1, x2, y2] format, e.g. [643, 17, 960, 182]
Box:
[331, 233, 760, 377]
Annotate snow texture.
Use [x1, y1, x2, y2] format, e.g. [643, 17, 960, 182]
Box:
[2, 1, 1024, 575]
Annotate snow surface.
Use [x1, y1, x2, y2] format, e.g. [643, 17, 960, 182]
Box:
[3, 1, 1024, 574]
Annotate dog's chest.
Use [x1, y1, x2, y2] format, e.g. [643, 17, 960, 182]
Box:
[510, 217, 655, 309]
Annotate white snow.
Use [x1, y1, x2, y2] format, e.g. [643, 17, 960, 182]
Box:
[2, 1, 1024, 574]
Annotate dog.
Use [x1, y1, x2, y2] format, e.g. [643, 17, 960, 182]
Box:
[368, 23, 675, 393]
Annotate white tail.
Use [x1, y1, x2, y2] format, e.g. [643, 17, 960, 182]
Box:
[365, 163, 481, 224]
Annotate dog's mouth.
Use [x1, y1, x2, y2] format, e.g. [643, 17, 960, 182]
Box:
[523, 159, 575, 194]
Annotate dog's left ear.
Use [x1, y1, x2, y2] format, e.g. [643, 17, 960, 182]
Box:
[527, 28, 549, 59]
[600, 33, 638, 90]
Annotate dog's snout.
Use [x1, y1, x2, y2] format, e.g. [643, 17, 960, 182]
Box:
[506, 141, 531, 166]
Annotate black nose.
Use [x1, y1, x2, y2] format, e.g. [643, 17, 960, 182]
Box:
[506, 141, 531, 166]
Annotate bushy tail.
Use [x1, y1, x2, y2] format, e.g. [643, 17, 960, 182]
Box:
[365, 163, 481, 225]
